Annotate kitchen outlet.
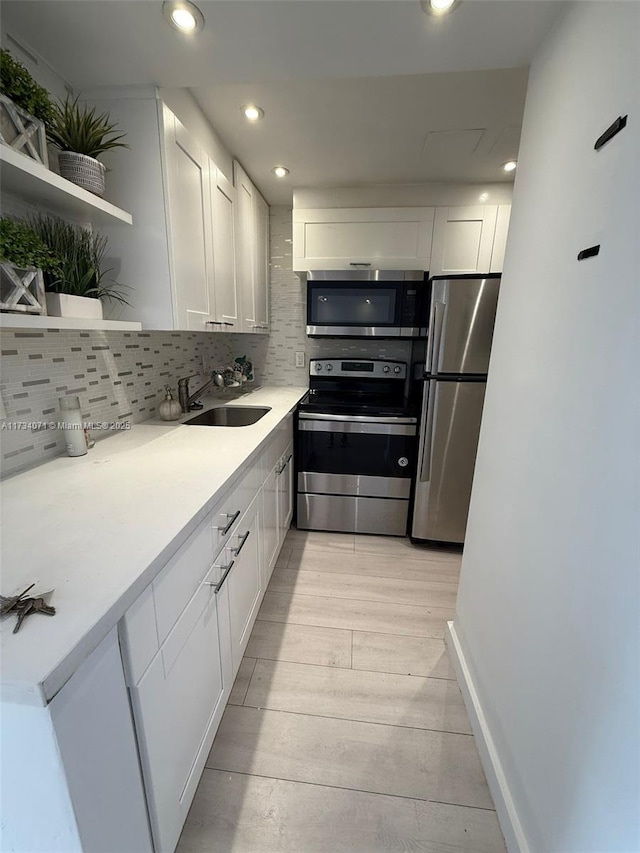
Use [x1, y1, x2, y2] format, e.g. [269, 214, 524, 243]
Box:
[295, 352, 306, 368]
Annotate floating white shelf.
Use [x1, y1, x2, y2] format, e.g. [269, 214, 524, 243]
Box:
[0, 144, 133, 226]
[0, 314, 142, 331]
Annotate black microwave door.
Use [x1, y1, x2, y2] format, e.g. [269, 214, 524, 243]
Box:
[307, 283, 401, 328]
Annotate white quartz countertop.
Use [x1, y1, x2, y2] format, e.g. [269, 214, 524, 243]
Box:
[0, 386, 307, 706]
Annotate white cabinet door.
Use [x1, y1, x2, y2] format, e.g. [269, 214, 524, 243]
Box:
[262, 466, 279, 583]
[253, 190, 270, 332]
[234, 161, 256, 332]
[490, 205, 512, 274]
[293, 208, 434, 272]
[211, 166, 239, 330]
[277, 446, 294, 545]
[227, 494, 262, 671]
[131, 581, 224, 853]
[163, 106, 215, 331]
[430, 206, 499, 277]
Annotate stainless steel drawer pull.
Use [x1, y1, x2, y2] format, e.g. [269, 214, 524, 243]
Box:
[205, 560, 234, 593]
[232, 530, 251, 556]
[217, 510, 240, 535]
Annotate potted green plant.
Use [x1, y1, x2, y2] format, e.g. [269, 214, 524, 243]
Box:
[0, 49, 54, 166]
[29, 215, 129, 319]
[0, 218, 60, 315]
[46, 96, 129, 197]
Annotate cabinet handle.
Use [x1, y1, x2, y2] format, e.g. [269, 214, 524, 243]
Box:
[232, 530, 251, 556]
[349, 262, 371, 267]
[222, 322, 234, 327]
[204, 559, 234, 593]
[217, 510, 240, 535]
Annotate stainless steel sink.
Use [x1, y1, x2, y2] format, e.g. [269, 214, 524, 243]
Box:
[184, 406, 271, 427]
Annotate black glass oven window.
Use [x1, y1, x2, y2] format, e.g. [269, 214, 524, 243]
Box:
[297, 429, 416, 479]
[312, 288, 396, 325]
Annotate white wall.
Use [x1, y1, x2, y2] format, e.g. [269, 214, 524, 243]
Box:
[453, 3, 640, 852]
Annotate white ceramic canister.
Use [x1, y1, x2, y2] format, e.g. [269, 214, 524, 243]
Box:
[59, 395, 87, 457]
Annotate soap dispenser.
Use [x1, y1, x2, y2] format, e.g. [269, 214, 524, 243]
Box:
[158, 386, 182, 421]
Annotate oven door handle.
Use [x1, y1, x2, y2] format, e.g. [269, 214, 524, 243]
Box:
[298, 412, 417, 425]
[298, 419, 416, 436]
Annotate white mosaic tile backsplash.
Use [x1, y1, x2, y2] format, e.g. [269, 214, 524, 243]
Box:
[0, 330, 235, 477]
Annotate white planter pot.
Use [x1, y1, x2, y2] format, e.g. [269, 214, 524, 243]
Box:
[58, 151, 106, 197]
[46, 293, 103, 320]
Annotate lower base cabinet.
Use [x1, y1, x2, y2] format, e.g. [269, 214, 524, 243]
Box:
[130, 581, 225, 852]
[226, 494, 263, 672]
[277, 445, 294, 542]
[120, 415, 294, 852]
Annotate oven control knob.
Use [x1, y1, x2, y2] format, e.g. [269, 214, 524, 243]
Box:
[382, 365, 390, 373]
[398, 457, 409, 468]
[326, 364, 333, 372]
[394, 366, 402, 374]
[315, 363, 322, 371]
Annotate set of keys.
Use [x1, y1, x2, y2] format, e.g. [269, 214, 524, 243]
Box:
[0, 583, 56, 634]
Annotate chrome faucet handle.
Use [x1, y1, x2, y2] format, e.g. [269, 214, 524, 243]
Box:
[178, 373, 201, 387]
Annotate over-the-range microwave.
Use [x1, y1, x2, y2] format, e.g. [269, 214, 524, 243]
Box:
[305, 270, 428, 338]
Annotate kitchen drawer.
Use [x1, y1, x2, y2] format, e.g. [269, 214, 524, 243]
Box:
[211, 462, 260, 554]
[120, 584, 159, 686]
[153, 514, 216, 646]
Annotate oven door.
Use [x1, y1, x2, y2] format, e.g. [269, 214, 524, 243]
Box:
[297, 413, 417, 492]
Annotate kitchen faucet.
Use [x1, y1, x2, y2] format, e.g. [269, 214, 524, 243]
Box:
[178, 371, 224, 413]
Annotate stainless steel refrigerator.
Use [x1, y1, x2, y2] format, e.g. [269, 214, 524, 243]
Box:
[411, 275, 501, 544]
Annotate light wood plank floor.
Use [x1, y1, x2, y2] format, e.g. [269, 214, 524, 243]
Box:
[177, 529, 505, 853]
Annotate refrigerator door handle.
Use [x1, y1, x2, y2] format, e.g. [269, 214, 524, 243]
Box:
[427, 301, 445, 375]
[419, 380, 438, 483]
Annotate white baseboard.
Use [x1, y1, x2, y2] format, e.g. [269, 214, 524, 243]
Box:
[445, 621, 530, 853]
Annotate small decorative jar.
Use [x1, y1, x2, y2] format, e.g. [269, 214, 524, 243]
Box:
[158, 386, 182, 421]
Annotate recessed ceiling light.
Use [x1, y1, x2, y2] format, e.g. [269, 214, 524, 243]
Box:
[272, 166, 290, 178]
[162, 1, 204, 33]
[479, 192, 489, 202]
[502, 160, 518, 173]
[242, 105, 264, 122]
[421, 0, 461, 17]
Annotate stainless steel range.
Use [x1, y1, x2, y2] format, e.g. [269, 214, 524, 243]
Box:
[296, 359, 418, 536]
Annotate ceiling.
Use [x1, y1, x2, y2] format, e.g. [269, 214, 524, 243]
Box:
[1, 0, 564, 203]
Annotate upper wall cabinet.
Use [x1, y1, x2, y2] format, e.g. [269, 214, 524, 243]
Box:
[234, 161, 269, 333]
[293, 207, 435, 273]
[163, 108, 215, 331]
[489, 205, 512, 274]
[93, 93, 261, 332]
[211, 168, 239, 330]
[429, 206, 498, 277]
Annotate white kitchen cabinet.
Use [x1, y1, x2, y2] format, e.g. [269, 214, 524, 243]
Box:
[429, 205, 499, 277]
[1, 629, 153, 853]
[490, 204, 512, 273]
[226, 493, 263, 671]
[277, 444, 294, 544]
[234, 161, 256, 332]
[234, 160, 270, 333]
[162, 106, 215, 331]
[95, 92, 262, 332]
[130, 577, 225, 853]
[292, 207, 435, 272]
[262, 465, 279, 582]
[254, 190, 270, 330]
[210, 166, 239, 329]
